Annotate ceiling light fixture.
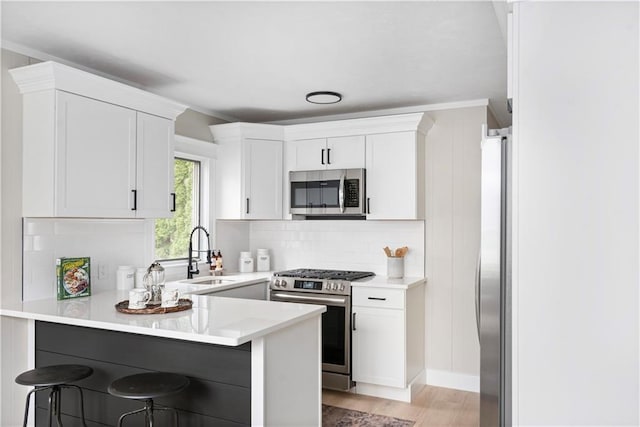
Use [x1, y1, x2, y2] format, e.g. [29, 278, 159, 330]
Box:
[305, 91, 342, 104]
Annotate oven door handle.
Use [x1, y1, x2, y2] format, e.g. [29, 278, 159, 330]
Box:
[339, 173, 345, 213]
[271, 292, 348, 305]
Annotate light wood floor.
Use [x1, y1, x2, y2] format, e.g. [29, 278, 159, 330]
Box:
[322, 385, 479, 426]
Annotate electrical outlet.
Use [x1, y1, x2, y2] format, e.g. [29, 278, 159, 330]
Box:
[97, 264, 107, 280]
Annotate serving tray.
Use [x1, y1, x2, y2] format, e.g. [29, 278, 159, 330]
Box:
[115, 298, 192, 315]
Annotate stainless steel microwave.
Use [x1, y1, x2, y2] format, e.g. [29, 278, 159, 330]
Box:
[289, 168, 366, 217]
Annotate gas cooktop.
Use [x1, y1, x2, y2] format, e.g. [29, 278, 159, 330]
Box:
[273, 268, 375, 281]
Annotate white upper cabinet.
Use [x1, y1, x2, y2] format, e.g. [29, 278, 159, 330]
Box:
[210, 123, 284, 220]
[284, 113, 433, 220]
[55, 91, 137, 217]
[366, 130, 425, 220]
[287, 135, 365, 171]
[10, 61, 186, 218]
[136, 112, 175, 218]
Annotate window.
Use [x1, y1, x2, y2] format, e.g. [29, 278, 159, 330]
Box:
[155, 157, 201, 260]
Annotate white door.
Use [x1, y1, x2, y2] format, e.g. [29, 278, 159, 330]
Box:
[136, 112, 174, 218]
[352, 305, 405, 387]
[326, 135, 366, 169]
[55, 91, 136, 217]
[244, 139, 283, 219]
[366, 131, 417, 219]
[287, 138, 327, 170]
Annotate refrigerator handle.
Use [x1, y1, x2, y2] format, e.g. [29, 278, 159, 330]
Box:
[475, 252, 481, 342]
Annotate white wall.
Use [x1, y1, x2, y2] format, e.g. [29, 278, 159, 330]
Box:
[512, 2, 638, 425]
[424, 106, 488, 391]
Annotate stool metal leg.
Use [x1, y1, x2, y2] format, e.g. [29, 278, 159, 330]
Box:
[22, 388, 39, 427]
[54, 386, 63, 427]
[117, 407, 145, 427]
[145, 399, 155, 427]
[48, 387, 55, 427]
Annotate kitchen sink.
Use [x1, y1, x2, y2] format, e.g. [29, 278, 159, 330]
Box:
[179, 277, 235, 286]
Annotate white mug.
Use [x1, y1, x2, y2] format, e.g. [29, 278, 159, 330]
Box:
[161, 288, 180, 308]
[128, 288, 151, 309]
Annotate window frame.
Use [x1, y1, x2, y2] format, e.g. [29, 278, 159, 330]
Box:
[154, 156, 202, 262]
[153, 135, 216, 272]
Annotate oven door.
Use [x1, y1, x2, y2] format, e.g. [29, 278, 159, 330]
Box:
[270, 291, 351, 376]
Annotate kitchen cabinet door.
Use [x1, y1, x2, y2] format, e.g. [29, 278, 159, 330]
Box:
[135, 112, 174, 218]
[287, 138, 326, 171]
[366, 131, 423, 219]
[352, 305, 405, 388]
[287, 136, 365, 171]
[243, 139, 283, 219]
[326, 135, 366, 169]
[55, 91, 137, 217]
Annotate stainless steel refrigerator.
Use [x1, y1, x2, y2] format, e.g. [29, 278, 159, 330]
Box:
[477, 125, 511, 427]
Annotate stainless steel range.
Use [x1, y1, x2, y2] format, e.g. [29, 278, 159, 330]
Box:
[269, 268, 375, 390]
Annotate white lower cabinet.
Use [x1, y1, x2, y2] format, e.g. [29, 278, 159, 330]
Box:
[352, 304, 405, 387]
[351, 283, 425, 402]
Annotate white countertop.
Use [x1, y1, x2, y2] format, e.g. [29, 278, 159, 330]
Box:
[351, 275, 426, 290]
[0, 289, 324, 347]
[0, 271, 423, 347]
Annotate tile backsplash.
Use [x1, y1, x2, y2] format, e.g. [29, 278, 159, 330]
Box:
[248, 220, 425, 277]
[23, 218, 425, 301]
[23, 218, 153, 301]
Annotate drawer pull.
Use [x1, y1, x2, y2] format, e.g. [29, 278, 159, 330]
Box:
[367, 297, 387, 301]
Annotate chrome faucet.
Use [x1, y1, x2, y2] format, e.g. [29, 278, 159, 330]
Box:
[187, 226, 212, 279]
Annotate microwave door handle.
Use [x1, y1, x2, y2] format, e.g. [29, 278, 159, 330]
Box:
[339, 173, 345, 212]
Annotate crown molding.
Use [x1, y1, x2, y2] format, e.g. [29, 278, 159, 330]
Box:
[209, 122, 285, 142]
[283, 112, 434, 140]
[9, 61, 188, 120]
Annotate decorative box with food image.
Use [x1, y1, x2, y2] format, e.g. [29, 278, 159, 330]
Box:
[56, 257, 91, 300]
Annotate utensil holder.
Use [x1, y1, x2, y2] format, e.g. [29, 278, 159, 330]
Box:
[387, 257, 404, 279]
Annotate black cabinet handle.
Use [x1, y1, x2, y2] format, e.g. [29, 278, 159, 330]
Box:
[131, 189, 137, 211]
[368, 297, 387, 301]
[327, 148, 331, 164]
[367, 197, 371, 214]
[352, 312, 357, 331]
[321, 148, 325, 165]
[170, 193, 176, 212]
[246, 198, 250, 214]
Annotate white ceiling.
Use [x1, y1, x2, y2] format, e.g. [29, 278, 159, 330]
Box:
[1, 1, 510, 126]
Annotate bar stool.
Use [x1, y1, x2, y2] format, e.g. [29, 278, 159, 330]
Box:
[15, 364, 93, 427]
[107, 372, 189, 427]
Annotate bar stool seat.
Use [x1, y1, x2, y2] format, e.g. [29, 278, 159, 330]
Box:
[16, 364, 93, 427]
[108, 372, 189, 426]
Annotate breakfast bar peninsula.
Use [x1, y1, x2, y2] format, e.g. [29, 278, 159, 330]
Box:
[0, 291, 325, 426]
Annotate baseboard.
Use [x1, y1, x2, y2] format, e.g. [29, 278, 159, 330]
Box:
[354, 370, 426, 403]
[425, 369, 479, 393]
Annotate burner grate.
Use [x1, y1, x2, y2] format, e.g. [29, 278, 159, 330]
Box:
[274, 269, 375, 281]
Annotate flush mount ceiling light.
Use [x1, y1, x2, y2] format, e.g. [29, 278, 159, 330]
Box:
[305, 91, 342, 104]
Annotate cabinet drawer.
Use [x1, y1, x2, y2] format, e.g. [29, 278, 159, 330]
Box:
[352, 287, 404, 309]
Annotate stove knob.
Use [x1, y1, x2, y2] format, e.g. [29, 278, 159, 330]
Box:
[280, 280, 286, 288]
[272, 279, 280, 287]
[331, 282, 338, 291]
[338, 283, 345, 292]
